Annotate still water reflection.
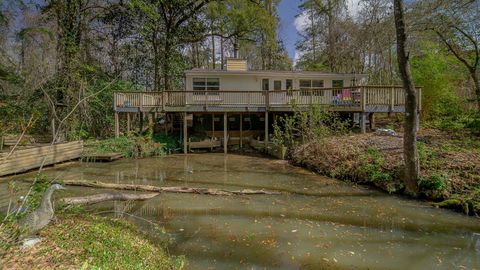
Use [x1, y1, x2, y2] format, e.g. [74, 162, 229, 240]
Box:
[5, 153, 480, 269]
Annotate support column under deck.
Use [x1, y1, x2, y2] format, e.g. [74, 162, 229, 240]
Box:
[240, 113, 243, 149]
[224, 112, 228, 154]
[360, 112, 367, 134]
[369, 113, 375, 130]
[139, 112, 144, 133]
[114, 112, 119, 138]
[183, 112, 188, 154]
[264, 111, 269, 146]
[416, 111, 420, 132]
[127, 113, 131, 133]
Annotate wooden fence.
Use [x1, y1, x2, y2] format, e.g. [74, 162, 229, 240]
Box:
[0, 141, 84, 177]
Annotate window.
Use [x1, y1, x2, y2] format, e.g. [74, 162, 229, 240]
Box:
[286, 79, 293, 95]
[286, 79, 293, 90]
[193, 78, 220, 90]
[299, 79, 324, 96]
[333, 80, 344, 88]
[262, 79, 269, 91]
[274, 80, 282, 91]
[193, 78, 219, 95]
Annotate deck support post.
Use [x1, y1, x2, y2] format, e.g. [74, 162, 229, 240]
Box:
[114, 112, 120, 138]
[139, 112, 144, 133]
[264, 111, 269, 146]
[416, 111, 420, 132]
[183, 112, 188, 154]
[148, 113, 154, 130]
[240, 113, 243, 149]
[369, 113, 375, 130]
[360, 112, 367, 134]
[127, 113, 131, 133]
[212, 113, 215, 137]
[223, 112, 227, 154]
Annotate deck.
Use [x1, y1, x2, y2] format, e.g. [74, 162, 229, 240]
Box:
[113, 86, 421, 113]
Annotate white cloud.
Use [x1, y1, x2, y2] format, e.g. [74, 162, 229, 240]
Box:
[294, 11, 309, 33]
[294, 50, 303, 65]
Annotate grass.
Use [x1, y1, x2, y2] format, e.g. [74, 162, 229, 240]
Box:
[1, 214, 184, 269]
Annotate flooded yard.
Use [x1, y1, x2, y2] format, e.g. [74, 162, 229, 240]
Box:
[3, 153, 480, 269]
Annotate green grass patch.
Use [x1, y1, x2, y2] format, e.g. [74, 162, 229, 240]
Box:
[2, 214, 184, 269]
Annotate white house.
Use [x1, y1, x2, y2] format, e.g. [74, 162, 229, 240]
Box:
[185, 59, 367, 92]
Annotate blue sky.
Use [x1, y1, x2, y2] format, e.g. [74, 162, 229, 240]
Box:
[278, 0, 302, 61]
[278, 0, 361, 62]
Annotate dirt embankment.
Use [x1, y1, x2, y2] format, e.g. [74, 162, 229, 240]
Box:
[291, 129, 480, 216]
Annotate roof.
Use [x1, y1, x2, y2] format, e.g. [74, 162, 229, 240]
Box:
[185, 69, 368, 78]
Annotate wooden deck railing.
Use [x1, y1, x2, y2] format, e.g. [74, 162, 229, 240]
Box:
[113, 86, 421, 112]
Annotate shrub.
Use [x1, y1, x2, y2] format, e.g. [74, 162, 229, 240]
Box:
[84, 136, 165, 158]
[419, 174, 447, 191]
[272, 103, 350, 146]
[152, 133, 181, 153]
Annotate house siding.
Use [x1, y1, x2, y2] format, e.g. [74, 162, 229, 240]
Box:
[185, 72, 366, 91]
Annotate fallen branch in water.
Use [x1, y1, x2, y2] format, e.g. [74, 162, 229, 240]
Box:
[44, 180, 282, 196]
[60, 192, 159, 205]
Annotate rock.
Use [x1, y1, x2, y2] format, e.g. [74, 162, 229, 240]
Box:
[21, 237, 43, 249]
[375, 129, 396, 136]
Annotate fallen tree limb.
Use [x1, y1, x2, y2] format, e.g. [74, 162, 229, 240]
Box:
[55, 180, 282, 196]
[59, 192, 159, 205]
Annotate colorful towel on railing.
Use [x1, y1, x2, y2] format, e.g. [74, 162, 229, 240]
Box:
[342, 89, 352, 101]
[332, 89, 354, 105]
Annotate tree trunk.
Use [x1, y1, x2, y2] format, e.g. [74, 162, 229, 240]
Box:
[327, 0, 336, 72]
[470, 70, 480, 110]
[394, 0, 419, 195]
[233, 37, 239, 58]
[53, 180, 282, 196]
[162, 31, 173, 91]
[153, 33, 161, 92]
[220, 35, 225, 70]
[60, 192, 159, 205]
[211, 21, 216, 69]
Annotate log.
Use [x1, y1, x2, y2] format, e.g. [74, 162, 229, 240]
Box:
[57, 180, 282, 196]
[60, 192, 159, 205]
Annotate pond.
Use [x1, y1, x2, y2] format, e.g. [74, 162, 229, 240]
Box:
[3, 153, 480, 269]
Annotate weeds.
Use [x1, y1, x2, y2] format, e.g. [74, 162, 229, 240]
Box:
[272, 103, 350, 147]
[83, 135, 165, 158]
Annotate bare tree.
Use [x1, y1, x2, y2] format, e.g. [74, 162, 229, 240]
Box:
[394, 0, 419, 194]
[426, 0, 480, 110]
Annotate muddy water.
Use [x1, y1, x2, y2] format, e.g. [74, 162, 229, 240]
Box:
[4, 153, 480, 269]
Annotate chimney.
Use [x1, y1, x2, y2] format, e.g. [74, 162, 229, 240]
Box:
[226, 58, 247, 71]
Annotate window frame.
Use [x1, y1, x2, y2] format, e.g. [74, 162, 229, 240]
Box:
[192, 77, 220, 95]
[273, 80, 282, 91]
[299, 79, 324, 96]
[262, 78, 270, 91]
[332, 80, 344, 88]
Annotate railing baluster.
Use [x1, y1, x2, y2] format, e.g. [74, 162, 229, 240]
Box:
[361, 87, 366, 111]
[390, 87, 395, 111]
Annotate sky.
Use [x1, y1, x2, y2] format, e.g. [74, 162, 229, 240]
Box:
[278, 0, 361, 62]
